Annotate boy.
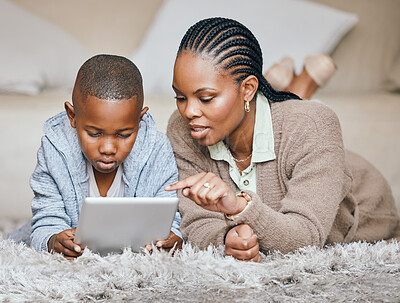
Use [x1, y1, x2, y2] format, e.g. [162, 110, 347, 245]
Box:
[8, 54, 182, 259]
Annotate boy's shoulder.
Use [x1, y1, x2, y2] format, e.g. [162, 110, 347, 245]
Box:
[43, 111, 69, 135]
[140, 111, 170, 141]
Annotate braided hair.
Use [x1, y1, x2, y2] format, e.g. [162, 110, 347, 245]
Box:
[177, 17, 301, 102]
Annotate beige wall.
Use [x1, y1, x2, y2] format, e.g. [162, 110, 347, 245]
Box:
[12, 0, 400, 93]
[12, 0, 163, 56]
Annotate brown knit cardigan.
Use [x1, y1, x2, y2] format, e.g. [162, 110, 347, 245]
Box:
[167, 99, 400, 254]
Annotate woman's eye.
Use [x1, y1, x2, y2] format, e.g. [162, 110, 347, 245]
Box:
[174, 96, 186, 102]
[199, 97, 214, 103]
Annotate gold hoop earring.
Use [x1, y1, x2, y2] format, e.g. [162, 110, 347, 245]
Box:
[244, 100, 250, 112]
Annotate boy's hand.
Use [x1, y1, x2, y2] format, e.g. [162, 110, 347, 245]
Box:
[145, 231, 183, 255]
[225, 224, 261, 262]
[48, 228, 84, 260]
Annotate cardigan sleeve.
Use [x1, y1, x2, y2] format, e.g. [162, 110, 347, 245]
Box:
[30, 137, 72, 252]
[167, 111, 230, 249]
[225, 103, 353, 254]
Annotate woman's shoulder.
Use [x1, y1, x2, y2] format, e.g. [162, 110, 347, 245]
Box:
[271, 99, 344, 146]
[167, 110, 187, 129]
[167, 110, 191, 142]
[272, 99, 341, 130]
[166, 110, 210, 162]
[276, 98, 337, 117]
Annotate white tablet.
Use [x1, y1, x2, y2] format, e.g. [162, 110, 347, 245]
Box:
[74, 197, 179, 255]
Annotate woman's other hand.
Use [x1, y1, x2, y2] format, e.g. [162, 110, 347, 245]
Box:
[145, 231, 183, 254]
[165, 172, 247, 215]
[225, 224, 261, 262]
[48, 228, 84, 260]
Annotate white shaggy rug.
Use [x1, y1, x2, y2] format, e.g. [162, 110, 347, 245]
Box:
[1, 220, 400, 302]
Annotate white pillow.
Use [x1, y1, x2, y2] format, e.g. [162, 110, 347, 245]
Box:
[132, 0, 358, 95]
[0, 0, 90, 95]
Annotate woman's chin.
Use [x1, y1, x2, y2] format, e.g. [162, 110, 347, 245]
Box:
[193, 135, 221, 147]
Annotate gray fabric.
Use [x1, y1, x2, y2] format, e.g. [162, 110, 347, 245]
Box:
[8, 111, 181, 252]
[1, 230, 399, 302]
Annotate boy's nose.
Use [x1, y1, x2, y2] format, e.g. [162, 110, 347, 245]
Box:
[99, 137, 117, 155]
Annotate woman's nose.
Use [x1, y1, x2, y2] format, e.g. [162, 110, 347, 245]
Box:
[99, 136, 117, 155]
[183, 99, 202, 120]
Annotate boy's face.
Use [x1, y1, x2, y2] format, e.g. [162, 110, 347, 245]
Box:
[65, 92, 147, 177]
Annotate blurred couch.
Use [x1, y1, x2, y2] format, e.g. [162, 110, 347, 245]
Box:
[0, 0, 399, 220]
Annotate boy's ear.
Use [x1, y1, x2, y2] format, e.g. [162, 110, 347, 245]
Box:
[64, 101, 77, 128]
[240, 75, 259, 103]
[139, 106, 149, 120]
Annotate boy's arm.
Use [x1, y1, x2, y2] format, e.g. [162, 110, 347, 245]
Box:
[30, 138, 72, 252]
[152, 134, 182, 239]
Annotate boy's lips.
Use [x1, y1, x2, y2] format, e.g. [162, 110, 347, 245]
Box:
[96, 160, 117, 170]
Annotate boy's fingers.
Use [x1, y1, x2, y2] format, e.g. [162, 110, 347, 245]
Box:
[58, 239, 82, 257]
[54, 242, 80, 258]
[157, 232, 182, 248]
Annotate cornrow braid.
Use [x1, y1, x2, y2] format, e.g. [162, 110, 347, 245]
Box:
[193, 18, 227, 51]
[177, 17, 301, 102]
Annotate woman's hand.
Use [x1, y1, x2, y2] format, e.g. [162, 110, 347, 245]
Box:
[225, 224, 261, 262]
[165, 172, 247, 215]
[145, 231, 183, 254]
[48, 228, 84, 260]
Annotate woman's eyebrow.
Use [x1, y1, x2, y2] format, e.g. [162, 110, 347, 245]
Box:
[193, 87, 216, 94]
[172, 85, 216, 95]
[172, 85, 181, 93]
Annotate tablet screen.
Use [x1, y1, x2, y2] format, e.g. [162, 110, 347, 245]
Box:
[74, 197, 178, 254]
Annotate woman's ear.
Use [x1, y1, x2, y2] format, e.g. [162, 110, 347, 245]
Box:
[64, 101, 77, 128]
[240, 75, 259, 104]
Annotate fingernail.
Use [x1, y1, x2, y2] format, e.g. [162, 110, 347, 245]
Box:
[74, 246, 81, 253]
[156, 242, 163, 247]
[243, 241, 247, 247]
[165, 185, 171, 190]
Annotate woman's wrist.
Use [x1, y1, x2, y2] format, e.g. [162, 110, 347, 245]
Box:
[234, 196, 248, 214]
[225, 192, 252, 220]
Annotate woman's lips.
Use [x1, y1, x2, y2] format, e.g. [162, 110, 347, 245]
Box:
[190, 126, 210, 140]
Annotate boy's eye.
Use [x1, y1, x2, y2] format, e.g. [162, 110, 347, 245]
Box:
[117, 133, 132, 139]
[87, 131, 101, 137]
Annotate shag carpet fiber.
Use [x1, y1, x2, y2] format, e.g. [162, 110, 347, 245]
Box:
[0, 220, 399, 302]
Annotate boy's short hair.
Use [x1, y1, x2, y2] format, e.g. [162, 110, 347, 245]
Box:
[76, 54, 144, 107]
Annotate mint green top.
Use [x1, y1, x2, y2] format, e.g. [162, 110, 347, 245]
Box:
[208, 92, 276, 193]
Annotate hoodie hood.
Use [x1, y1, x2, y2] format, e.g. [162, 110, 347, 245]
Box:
[43, 111, 158, 197]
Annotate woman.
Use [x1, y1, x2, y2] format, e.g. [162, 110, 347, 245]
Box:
[165, 17, 399, 262]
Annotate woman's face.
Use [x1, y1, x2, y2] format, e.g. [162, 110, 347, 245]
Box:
[172, 52, 250, 146]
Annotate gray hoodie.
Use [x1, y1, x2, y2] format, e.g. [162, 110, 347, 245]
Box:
[10, 110, 181, 252]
